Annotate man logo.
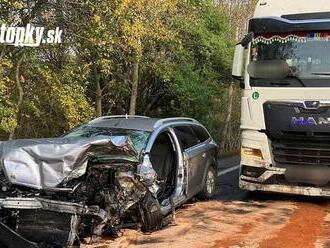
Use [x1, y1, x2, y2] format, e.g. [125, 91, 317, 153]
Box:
[291, 117, 317, 126]
[292, 117, 330, 125]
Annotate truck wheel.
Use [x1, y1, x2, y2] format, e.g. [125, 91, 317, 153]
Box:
[139, 192, 163, 232]
[198, 166, 216, 199]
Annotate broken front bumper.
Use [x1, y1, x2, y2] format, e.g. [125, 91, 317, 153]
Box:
[0, 197, 107, 218]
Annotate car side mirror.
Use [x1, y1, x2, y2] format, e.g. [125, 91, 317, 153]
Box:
[240, 32, 254, 47]
[232, 44, 245, 81]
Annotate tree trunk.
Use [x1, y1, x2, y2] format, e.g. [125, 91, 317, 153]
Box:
[9, 55, 25, 140]
[220, 82, 234, 152]
[92, 61, 102, 117]
[129, 58, 139, 115]
[95, 74, 102, 117]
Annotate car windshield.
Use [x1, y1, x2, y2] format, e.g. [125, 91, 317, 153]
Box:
[250, 31, 330, 87]
[63, 125, 150, 153]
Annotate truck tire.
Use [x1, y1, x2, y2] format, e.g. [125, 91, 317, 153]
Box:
[139, 192, 163, 232]
[198, 166, 216, 199]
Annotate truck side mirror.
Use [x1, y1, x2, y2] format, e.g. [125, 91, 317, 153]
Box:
[232, 44, 245, 80]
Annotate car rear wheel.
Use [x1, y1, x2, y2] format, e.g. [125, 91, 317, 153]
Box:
[198, 166, 216, 199]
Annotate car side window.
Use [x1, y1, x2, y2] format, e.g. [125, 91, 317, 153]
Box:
[191, 125, 210, 143]
[173, 126, 199, 150]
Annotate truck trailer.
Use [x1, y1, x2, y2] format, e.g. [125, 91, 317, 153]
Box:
[233, 0, 330, 196]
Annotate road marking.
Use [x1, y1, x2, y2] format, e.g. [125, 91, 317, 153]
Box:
[217, 165, 240, 177]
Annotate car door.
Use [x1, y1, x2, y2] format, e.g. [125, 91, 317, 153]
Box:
[173, 125, 206, 197]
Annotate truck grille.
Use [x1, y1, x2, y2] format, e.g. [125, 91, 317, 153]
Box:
[272, 140, 330, 167]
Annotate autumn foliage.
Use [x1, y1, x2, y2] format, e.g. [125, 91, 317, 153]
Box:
[0, 0, 256, 152]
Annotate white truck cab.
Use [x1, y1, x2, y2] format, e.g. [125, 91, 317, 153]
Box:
[233, 0, 330, 196]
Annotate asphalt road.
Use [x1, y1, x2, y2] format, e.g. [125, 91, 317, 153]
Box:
[84, 156, 330, 248]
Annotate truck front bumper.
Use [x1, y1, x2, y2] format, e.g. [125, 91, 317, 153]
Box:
[240, 162, 330, 197]
[240, 177, 330, 197]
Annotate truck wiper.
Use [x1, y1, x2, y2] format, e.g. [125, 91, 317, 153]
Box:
[286, 75, 307, 87]
[270, 75, 306, 87]
[271, 81, 290, 86]
[311, 72, 330, 76]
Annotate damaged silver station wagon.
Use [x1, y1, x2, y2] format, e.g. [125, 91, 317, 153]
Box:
[0, 116, 218, 248]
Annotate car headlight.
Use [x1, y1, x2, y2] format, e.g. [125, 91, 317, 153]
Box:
[241, 147, 263, 160]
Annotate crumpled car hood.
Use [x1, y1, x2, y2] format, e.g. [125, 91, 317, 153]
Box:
[0, 135, 139, 189]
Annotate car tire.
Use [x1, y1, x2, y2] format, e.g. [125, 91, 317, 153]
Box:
[139, 192, 163, 232]
[198, 166, 216, 199]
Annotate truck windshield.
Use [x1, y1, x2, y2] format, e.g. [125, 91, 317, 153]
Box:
[250, 31, 330, 87]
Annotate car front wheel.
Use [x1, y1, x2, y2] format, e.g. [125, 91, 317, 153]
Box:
[198, 166, 216, 199]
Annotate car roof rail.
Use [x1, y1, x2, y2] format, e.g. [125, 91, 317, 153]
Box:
[89, 115, 150, 124]
[153, 117, 199, 128]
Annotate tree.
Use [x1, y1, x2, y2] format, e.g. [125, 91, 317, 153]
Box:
[164, 1, 233, 142]
[0, 0, 253, 155]
[0, 0, 93, 139]
[60, 0, 178, 116]
[113, 0, 178, 115]
[216, 0, 258, 40]
[216, 0, 258, 152]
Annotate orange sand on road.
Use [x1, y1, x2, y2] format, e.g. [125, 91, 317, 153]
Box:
[82, 198, 330, 248]
[260, 202, 330, 248]
[83, 199, 298, 248]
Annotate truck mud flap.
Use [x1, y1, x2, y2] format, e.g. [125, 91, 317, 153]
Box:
[0, 222, 39, 248]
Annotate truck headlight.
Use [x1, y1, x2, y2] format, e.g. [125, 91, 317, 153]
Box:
[241, 147, 263, 160]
